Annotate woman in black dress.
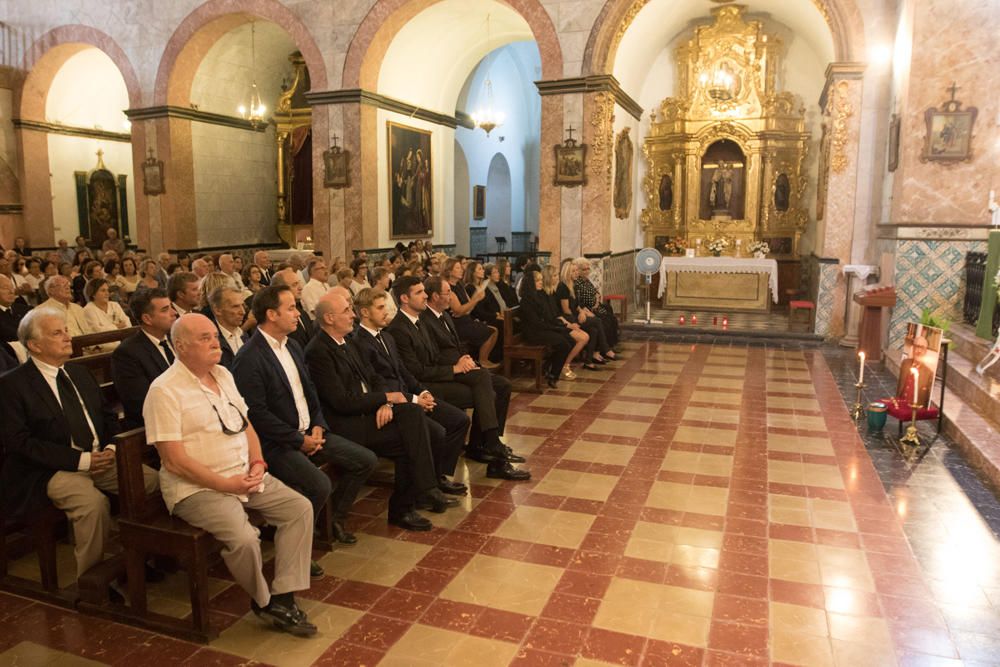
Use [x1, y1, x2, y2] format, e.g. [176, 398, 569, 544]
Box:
[495, 258, 519, 307]
[444, 257, 499, 368]
[556, 259, 616, 367]
[572, 258, 619, 349]
[517, 268, 572, 388]
[541, 264, 590, 377]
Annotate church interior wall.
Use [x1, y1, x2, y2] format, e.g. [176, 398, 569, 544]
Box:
[44, 48, 136, 246]
[452, 140, 470, 254]
[485, 152, 513, 252]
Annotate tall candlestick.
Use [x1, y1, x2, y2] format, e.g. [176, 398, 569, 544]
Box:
[858, 351, 865, 383]
[911, 367, 919, 404]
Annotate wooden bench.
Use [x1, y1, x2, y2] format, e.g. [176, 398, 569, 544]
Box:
[109, 428, 222, 642]
[71, 326, 139, 358]
[501, 306, 546, 393]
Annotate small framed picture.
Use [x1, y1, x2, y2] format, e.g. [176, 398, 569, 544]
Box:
[473, 185, 486, 220]
[324, 145, 350, 188]
[142, 151, 164, 196]
[554, 138, 587, 188]
[921, 87, 977, 163]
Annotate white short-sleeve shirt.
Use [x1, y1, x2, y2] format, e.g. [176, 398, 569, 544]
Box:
[143, 361, 251, 512]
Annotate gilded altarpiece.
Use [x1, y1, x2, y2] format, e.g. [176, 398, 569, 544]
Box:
[274, 52, 313, 248]
[641, 6, 810, 258]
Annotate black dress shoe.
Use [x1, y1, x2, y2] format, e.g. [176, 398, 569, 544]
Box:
[332, 522, 357, 545]
[498, 444, 526, 464]
[438, 479, 468, 495]
[389, 510, 433, 531]
[251, 599, 317, 637]
[417, 489, 460, 513]
[464, 445, 499, 463]
[582, 362, 599, 371]
[487, 462, 532, 481]
[310, 560, 324, 579]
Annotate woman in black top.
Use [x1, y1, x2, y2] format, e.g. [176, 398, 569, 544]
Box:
[518, 268, 573, 388]
[541, 264, 591, 376]
[444, 258, 499, 368]
[556, 259, 615, 366]
[572, 258, 619, 349]
[495, 258, 519, 307]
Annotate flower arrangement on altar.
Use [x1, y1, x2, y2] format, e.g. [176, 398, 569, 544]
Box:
[664, 237, 687, 255]
[706, 238, 730, 256]
[748, 240, 770, 258]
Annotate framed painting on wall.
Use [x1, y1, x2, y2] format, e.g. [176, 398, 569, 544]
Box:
[920, 86, 977, 163]
[554, 137, 587, 187]
[388, 121, 433, 238]
[473, 185, 486, 220]
[323, 145, 350, 188]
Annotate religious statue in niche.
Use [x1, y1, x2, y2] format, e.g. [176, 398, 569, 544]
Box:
[74, 149, 128, 248]
[921, 83, 977, 163]
[658, 174, 673, 211]
[613, 127, 633, 219]
[709, 162, 734, 212]
[774, 173, 790, 212]
[699, 139, 746, 220]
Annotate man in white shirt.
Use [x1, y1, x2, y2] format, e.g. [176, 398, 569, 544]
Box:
[144, 313, 316, 637]
[209, 286, 248, 368]
[299, 258, 329, 319]
[168, 272, 200, 316]
[39, 275, 88, 337]
[1, 308, 157, 581]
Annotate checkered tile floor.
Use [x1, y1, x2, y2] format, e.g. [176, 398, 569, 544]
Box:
[2, 340, 998, 665]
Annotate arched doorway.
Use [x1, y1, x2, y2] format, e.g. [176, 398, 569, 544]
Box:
[485, 152, 512, 254]
[453, 140, 471, 254]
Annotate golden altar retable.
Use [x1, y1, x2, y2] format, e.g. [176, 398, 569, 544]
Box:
[658, 257, 779, 313]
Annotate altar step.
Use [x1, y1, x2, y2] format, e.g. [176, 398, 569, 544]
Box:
[623, 305, 824, 344]
[885, 323, 1000, 489]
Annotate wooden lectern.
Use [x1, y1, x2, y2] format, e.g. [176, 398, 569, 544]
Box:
[852, 285, 896, 362]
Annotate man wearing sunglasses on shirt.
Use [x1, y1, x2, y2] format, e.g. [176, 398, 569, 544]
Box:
[144, 314, 317, 637]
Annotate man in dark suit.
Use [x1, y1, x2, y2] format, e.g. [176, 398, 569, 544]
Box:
[271, 268, 313, 348]
[208, 286, 248, 369]
[352, 287, 469, 495]
[168, 271, 200, 317]
[387, 276, 529, 481]
[111, 288, 177, 430]
[1, 307, 157, 579]
[233, 285, 368, 554]
[0, 273, 30, 366]
[253, 250, 273, 286]
[307, 291, 456, 531]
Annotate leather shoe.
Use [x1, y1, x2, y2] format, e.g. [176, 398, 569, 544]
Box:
[498, 444, 527, 464]
[389, 510, 433, 531]
[464, 445, 499, 463]
[417, 489, 460, 513]
[332, 522, 357, 545]
[487, 462, 532, 481]
[251, 599, 317, 637]
[438, 478, 468, 495]
[310, 560, 324, 579]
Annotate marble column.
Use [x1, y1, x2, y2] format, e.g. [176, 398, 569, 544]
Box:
[580, 90, 614, 255]
[538, 93, 565, 263]
[815, 63, 866, 338]
[154, 116, 198, 251]
[13, 127, 54, 247]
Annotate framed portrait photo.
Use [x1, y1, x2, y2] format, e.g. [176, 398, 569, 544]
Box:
[323, 145, 350, 188]
[388, 121, 433, 238]
[554, 140, 587, 187]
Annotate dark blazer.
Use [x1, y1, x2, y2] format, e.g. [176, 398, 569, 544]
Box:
[419, 309, 464, 366]
[0, 301, 31, 344]
[215, 323, 248, 370]
[385, 310, 454, 383]
[111, 330, 172, 430]
[304, 330, 389, 443]
[231, 329, 327, 456]
[288, 304, 313, 350]
[0, 347, 17, 373]
[1, 359, 119, 518]
[351, 326, 424, 399]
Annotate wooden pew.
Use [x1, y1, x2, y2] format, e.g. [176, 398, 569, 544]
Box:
[71, 326, 139, 358]
[109, 428, 222, 642]
[501, 306, 546, 393]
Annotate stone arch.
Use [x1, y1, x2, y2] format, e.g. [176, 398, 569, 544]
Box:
[581, 0, 866, 77]
[486, 152, 512, 253]
[342, 0, 562, 90]
[16, 25, 141, 121]
[153, 0, 329, 106]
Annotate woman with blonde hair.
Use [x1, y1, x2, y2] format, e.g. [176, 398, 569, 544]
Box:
[198, 272, 233, 310]
[541, 264, 590, 376]
[444, 257, 498, 368]
[557, 259, 615, 367]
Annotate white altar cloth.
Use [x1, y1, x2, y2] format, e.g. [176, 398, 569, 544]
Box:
[658, 256, 779, 303]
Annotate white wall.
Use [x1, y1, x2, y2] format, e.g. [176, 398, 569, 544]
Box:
[45, 48, 136, 245]
[453, 141, 471, 253]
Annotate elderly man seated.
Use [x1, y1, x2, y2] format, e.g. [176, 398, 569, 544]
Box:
[143, 313, 316, 636]
[0, 307, 158, 587]
[39, 274, 87, 337]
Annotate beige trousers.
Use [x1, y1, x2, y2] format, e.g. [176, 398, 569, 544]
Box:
[171, 475, 313, 607]
[46, 464, 159, 577]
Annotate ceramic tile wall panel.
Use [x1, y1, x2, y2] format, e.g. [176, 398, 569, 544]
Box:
[814, 262, 840, 337]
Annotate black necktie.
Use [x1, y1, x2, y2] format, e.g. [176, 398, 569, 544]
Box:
[340, 344, 368, 393]
[57, 369, 95, 451]
[374, 331, 391, 358]
[160, 339, 175, 364]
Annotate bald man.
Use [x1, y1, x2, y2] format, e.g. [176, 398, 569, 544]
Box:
[40, 275, 88, 338]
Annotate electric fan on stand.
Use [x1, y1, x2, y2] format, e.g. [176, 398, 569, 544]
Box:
[634, 247, 663, 324]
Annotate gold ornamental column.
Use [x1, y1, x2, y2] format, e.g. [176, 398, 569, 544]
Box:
[815, 62, 866, 337]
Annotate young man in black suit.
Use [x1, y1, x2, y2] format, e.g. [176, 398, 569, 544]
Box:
[386, 276, 529, 481]
[352, 287, 469, 496]
[233, 285, 370, 553]
[306, 291, 456, 531]
[1, 307, 157, 580]
[111, 288, 177, 429]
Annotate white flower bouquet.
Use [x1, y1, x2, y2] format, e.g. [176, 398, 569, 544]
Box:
[706, 238, 730, 255]
[748, 241, 770, 258]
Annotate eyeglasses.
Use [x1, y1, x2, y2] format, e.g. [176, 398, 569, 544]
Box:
[200, 385, 249, 436]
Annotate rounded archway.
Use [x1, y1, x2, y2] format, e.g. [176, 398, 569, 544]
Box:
[485, 152, 512, 253]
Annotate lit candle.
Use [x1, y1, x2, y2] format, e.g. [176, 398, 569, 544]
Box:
[691, 314, 698, 325]
[722, 316, 729, 327]
[679, 315, 685, 325]
[911, 367, 919, 403]
[858, 351, 865, 383]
